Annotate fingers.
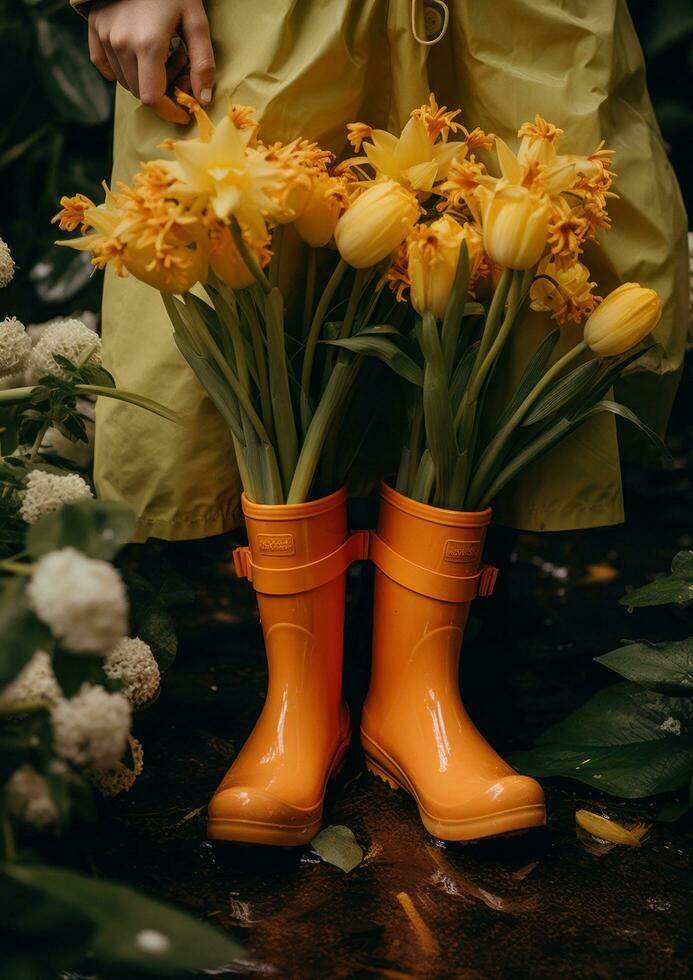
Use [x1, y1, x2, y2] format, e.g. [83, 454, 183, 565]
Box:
[181, 5, 215, 104]
[88, 19, 116, 80]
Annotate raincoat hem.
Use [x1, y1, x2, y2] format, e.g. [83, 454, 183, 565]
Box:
[130, 499, 243, 543]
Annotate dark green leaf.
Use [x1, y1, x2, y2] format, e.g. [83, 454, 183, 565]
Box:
[596, 639, 693, 695]
[324, 334, 423, 386]
[534, 681, 693, 748]
[52, 652, 106, 698]
[7, 864, 245, 976]
[26, 500, 136, 561]
[494, 329, 561, 430]
[29, 245, 93, 304]
[580, 399, 673, 463]
[122, 570, 180, 671]
[522, 360, 601, 426]
[512, 737, 693, 798]
[420, 311, 457, 505]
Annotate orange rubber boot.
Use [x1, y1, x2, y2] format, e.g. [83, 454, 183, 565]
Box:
[207, 487, 369, 846]
[361, 483, 546, 842]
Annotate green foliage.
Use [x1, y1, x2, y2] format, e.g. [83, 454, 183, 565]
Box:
[512, 550, 693, 816]
[1, 0, 114, 323]
[2, 863, 245, 978]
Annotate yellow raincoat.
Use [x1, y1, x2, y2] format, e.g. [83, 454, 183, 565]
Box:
[72, 0, 687, 541]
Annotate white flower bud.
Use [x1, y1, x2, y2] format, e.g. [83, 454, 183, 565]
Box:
[51, 683, 132, 769]
[0, 317, 32, 378]
[0, 651, 61, 708]
[5, 764, 59, 828]
[28, 318, 102, 382]
[20, 470, 93, 525]
[104, 637, 161, 707]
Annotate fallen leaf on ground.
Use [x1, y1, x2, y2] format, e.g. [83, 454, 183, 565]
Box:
[576, 809, 650, 846]
[310, 825, 363, 873]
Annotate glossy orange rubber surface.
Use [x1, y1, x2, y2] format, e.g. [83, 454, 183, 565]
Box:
[207, 487, 356, 846]
[362, 483, 546, 842]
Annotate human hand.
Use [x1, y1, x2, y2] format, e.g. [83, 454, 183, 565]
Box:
[88, 0, 215, 124]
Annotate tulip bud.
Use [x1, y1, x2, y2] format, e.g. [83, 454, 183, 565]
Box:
[334, 179, 421, 268]
[476, 184, 550, 270]
[584, 283, 662, 356]
[295, 176, 347, 248]
[407, 215, 465, 319]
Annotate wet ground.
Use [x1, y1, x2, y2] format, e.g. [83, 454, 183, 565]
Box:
[89, 380, 693, 979]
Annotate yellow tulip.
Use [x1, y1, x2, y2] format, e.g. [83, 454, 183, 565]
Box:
[476, 183, 550, 270]
[334, 180, 420, 269]
[584, 283, 662, 356]
[407, 215, 464, 319]
[294, 175, 348, 248]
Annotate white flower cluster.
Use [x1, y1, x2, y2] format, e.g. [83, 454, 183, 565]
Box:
[28, 547, 128, 654]
[0, 237, 15, 289]
[51, 683, 132, 769]
[5, 764, 59, 828]
[29, 318, 102, 382]
[90, 736, 144, 797]
[0, 316, 32, 379]
[104, 637, 161, 707]
[19, 469, 93, 525]
[0, 651, 61, 708]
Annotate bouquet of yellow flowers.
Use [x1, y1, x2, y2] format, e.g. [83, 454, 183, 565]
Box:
[54, 92, 665, 512]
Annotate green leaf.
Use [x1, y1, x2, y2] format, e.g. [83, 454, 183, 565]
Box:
[596, 639, 693, 695]
[441, 239, 469, 369]
[494, 329, 560, 430]
[0, 580, 52, 687]
[6, 864, 245, 977]
[311, 825, 363, 873]
[534, 681, 693, 748]
[35, 19, 113, 124]
[672, 550, 693, 578]
[512, 737, 693, 798]
[26, 500, 136, 561]
[579, 400, 673, 464]
[324, 334, 423, 386]
[420, 311, 458, 505]
[29, 246, 93, 304]
[619, 551, 693, 607]
[521, 360, 601, 426]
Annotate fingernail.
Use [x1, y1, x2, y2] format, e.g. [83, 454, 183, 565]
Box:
[201, 87, 213, 105]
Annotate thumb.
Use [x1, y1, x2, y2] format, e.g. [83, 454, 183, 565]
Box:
[181, 5, 215, 105]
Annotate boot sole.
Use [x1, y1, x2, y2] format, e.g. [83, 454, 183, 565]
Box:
[363, 735, 546, 843]
[206, 735, 351, 847]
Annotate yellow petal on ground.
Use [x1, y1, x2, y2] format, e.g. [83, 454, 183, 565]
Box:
[581, 563, 619, 584]
[576, 809, 650, 847]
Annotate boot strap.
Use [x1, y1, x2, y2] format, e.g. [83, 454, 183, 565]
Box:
[233, 530, 371, 595]
[370, 534, 498, 603]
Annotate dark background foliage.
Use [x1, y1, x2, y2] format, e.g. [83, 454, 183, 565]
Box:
[0, 0, 690, 326]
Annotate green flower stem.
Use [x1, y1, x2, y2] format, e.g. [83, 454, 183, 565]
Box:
[269, 223, 285, 288]
[288, 353, 362, 503]
[229, 217, 272, 295]
[29, 419, 50, 462]
[477, 415, 574, 508]
[300, 258, 348, 434]
[404, 393, 424, 495]
[73, 385, 180, 424]
[0, 386, 33, 403]
[466, 339, 589, 509]
[0, 559, 33, 575]
[0, 698, 49, 717]
[302, 247, 317, 337]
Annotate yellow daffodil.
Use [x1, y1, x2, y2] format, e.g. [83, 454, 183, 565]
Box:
[530, 256, 601, 325]
[151, 95, 289, 239]
[261, 138, 334, 224]
[344, 96, 484, 197]
[294, 174, 349, 248]
[209, 225, 270, 289]
[475, 183, 550, 270]
[584, 283, 661, 356]
[334, 180, 421, 268]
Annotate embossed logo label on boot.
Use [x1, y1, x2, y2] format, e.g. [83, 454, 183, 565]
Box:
[257, 533, 295, 556]
[443, 539, 479, 563]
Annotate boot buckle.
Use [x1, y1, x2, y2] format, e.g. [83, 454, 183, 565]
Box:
[233, 545, 253, 581]
[478, 563, 498, 597]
